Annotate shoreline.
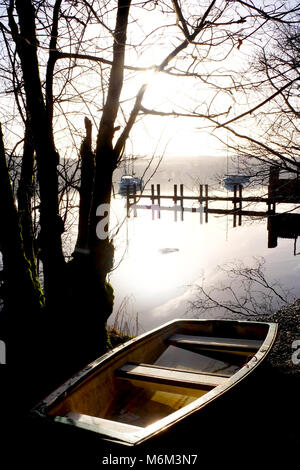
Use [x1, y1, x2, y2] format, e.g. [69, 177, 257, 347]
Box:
[255, 298, 300, 377]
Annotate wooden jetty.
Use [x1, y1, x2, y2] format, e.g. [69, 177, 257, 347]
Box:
[123, 172, 300, 252]
[125, 182, 277, 228]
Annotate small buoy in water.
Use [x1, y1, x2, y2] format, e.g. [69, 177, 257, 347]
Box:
[159, 248, 179, 254]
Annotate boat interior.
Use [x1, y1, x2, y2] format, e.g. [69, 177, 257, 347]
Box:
[47, 320, 269, 433]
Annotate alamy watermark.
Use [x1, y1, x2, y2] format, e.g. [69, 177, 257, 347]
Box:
[0, 339, 6, 365]
[95, 202, 200, 240]
[96, 203, 111, 240]
[291, 340, 300, 366]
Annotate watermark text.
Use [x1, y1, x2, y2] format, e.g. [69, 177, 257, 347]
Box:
[292, 339, 300, 365]
[0, 340, 6, 365]
[101, 453, 199, 466]
[95, 202, 204, 240]
[96, 203, 110, 240]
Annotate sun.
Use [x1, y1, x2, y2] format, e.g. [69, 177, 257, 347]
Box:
[142, 69, 184, 110]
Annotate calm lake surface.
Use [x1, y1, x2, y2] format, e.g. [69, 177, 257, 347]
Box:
[108, 155, 300, 333]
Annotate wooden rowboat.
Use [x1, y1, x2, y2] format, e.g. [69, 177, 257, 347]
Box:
[32, 318, 277, 446]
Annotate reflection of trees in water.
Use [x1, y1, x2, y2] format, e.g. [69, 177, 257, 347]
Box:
[188, 257, 295, 319]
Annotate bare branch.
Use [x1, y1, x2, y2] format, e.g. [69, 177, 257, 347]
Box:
[216, 76, 300, 129]
[233, 0, 300, 24]
[140, 104, 228, 120]
[115, 83, 147, 160]
[56, 51, 153, 72]
[171, 0, 190, 39]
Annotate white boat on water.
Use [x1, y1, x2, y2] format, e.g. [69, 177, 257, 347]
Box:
[223, 173, 250, 190]
[223, 153, 251, 189]
[119, 174, 144, 193]
[223, 174, 250, 185]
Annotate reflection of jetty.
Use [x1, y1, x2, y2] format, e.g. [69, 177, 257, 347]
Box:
[125, 168, 300, 254]
[268, 214, 300, 252]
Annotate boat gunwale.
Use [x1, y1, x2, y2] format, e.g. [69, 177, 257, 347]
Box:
[31, 318, 278, 446]
[33, 319, 180, 413]
[134, 320, 278, 445]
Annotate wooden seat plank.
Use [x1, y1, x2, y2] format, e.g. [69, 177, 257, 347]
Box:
[61, 412, 143, 443]
[115, 363, 227, 389]
[65, 412, 142, 433]
[167, 334, 262, 352]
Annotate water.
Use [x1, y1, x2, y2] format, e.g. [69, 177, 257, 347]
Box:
[107, 155, 300, 333]
[154, 346, 240, 376]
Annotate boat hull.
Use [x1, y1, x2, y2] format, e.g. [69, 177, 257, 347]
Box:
[32, 319, 277, 446]
[119, 175, 144, 194]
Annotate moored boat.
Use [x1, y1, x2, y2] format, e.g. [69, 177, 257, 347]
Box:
[32, 318, 277, 446]
[223, 174, 250, 191]
[119, 175, 144, 194]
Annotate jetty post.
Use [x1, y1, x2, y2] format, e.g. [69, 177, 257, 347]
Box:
[126, 185, 130, 217]
[238, 184, 242, 226]
[157, 184, 161, 219]
[133, 184, 137, 217]
[205, 184, 208, 223]
[180, 184, 184, 221]
[174, 184, 178, 222]
[199, 184, 203, 224]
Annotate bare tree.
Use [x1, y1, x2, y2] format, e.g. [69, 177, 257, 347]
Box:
[208, 7, 300, 178]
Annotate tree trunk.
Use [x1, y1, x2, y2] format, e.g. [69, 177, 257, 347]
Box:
[11, 0, 65, 304]
[88, 0, 131, 283]
[0, 123, 45, 398]
[0, 124, 44, 314]
[17, 118, 38, 278]
[64, 1, 132, 360]
[65, 118, 113, 367]
[75, 117, 95, 254]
